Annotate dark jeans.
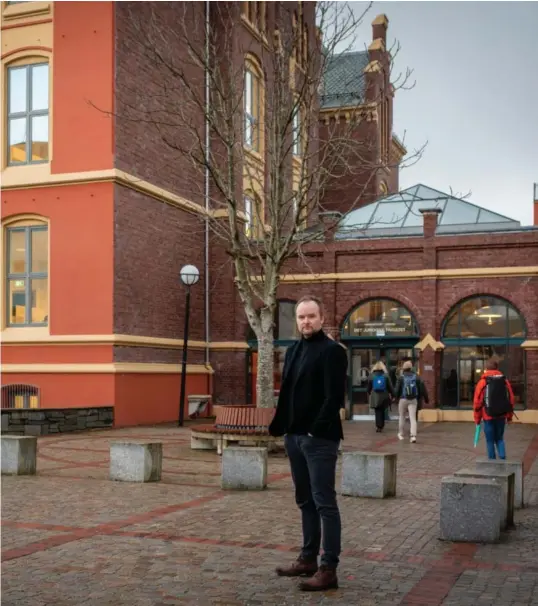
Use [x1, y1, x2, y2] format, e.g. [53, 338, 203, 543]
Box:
[375, 404, 387, 429]
[483, 418, 506, 460]
[284, 434, 341, 568]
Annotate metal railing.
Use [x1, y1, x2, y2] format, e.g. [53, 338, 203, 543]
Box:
[1, 384, 40, 409]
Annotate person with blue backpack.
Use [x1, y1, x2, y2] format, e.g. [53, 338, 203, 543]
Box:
[394, 360, 429, 443]
[367, 361, 394, 433]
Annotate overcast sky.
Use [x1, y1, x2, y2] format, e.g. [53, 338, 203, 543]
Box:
[349, 1, 537, 225]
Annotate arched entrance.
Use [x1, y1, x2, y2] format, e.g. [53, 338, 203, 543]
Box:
[440, 295, 526, 408]
[341, 298, 420, 416]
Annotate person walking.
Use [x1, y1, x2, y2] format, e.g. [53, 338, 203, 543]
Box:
[367, 361, 394, 432]
[394, 360, 429, 443]
[269, 295, 347, 592]
[473, 357, 514, 460]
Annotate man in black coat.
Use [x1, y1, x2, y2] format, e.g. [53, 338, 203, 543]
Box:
[269, 295, 348, 592]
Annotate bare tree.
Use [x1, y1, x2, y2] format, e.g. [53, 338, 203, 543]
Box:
[113, 1, 421, 408]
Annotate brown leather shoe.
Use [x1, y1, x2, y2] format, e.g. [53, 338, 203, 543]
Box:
[275, 556, 318, 577]
[298, 565, 338, 591]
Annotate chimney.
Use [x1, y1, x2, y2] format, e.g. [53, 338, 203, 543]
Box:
[371, 14, 388, 46]
[419, 208, 442, 239]
[534, 183, 538, 226]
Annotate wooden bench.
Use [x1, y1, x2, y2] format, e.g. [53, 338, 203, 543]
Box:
[191, 406, 276, 454]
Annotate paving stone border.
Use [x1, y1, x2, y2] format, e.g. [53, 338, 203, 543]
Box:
[1, 407, 113, 436]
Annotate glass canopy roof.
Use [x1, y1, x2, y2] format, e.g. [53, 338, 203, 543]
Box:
[337, 184, 523, 239]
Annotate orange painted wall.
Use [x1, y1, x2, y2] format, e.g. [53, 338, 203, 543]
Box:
[114, 373, 210, 427]
[51, 1, 114, 173]
[1, 182, 114, 334]
[1, 373, 115, 409]
[1, 345, 113, 364]
[1, 371, 212, 425]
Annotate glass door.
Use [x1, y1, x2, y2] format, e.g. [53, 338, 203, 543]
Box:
[350, 348, 379, 415]
[348, 346, 416, 417]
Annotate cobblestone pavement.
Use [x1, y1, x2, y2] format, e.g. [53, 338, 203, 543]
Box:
[2, 421, 538, 606]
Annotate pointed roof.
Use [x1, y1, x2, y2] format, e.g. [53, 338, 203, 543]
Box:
[337, 184, 524, 239]
[320, 51, 369, 109]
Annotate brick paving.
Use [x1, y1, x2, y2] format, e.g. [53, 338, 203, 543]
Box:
[2, 421, 538, 605]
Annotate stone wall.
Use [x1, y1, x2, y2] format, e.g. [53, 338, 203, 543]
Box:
[1, 407, 114, 436]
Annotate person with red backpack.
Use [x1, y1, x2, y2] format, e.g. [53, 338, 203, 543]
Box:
[473, 357, 515, 460]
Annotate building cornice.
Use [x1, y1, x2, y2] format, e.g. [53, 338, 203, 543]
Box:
[0, 331, 249, 351]
[0, 363, 214, 374]
[255, 266, 538, 284]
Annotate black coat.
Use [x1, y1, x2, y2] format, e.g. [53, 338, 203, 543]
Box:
[269, 331, 348, 442]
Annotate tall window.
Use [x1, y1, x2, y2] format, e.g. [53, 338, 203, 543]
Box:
[241, 2, 266, 32]
[5, 223, 49, 326]
[441, 296, 526, 408]
[244, 195, 254, 238]
[244, 67, 261, 151]
[7, 63, 49, 165]
[292, 105, 301, 156]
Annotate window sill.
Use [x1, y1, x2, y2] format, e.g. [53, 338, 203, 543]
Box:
[1, 163, 51, 188]
[1, 326, 50, 343]
[2, 1, 51, 21]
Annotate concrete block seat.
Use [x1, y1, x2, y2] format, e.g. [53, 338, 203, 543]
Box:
[221, 447, 268, 490]
[341, 451, 397, 498]
[475, 458, 524, 509]
[1, 435, 37, 475]
[190, 406, 277, 454]
[440, 476, 504, 543]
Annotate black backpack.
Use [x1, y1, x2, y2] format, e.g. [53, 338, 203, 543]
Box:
[483, 374, 512, 417]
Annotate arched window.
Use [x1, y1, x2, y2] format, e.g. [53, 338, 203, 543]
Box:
[440, 296, 526, 409]
[1, 384, 40, 409]
[341, 298, 419, 339]
[3, 217, 49, 327]
[6, 59, 50, 165]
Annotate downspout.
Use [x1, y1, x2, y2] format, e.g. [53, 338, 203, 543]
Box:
[204, 0, 211, 384]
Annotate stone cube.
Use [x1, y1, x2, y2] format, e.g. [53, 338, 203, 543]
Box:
[440, 476, 503, 543]
[221, 446, 267, 490]
[454, 468, 515, 529]
[341, 452, 397, 498]
[109, 441, 162, 483]
[475, 458, 524, 508]
[1, 436, 37, 475]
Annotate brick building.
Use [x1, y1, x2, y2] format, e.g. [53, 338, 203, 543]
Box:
[2, 2, 537, 429]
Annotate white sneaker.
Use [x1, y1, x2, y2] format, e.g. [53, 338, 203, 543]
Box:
[398, 433, 404, 441]
[410, 436, 417, 443]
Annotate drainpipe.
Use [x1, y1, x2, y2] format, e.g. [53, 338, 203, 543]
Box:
[204, 0, 211, 376]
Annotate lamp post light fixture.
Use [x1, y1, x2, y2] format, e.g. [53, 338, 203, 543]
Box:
[178, 264, 200, 427]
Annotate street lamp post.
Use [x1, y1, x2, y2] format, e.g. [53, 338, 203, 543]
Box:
[178, 264, 200, 427]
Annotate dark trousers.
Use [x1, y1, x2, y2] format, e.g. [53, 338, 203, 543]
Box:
[374, 404, 387, 429]
[483, 418, 507, 460]
[284, 434, 341, 568]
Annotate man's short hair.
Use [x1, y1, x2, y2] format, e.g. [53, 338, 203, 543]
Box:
[486, 356, 500, 371]
[295, 295, 324, 316]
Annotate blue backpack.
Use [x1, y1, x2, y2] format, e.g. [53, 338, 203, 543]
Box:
[403, 373, 418, 399]
[373, 374, 387, 392]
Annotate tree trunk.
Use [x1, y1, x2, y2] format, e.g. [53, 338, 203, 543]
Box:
[256, 307, 276, 408]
